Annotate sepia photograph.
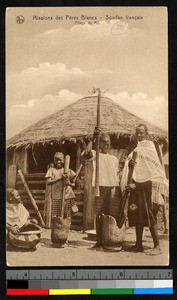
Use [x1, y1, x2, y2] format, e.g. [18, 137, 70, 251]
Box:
[6, 6, 169, 266]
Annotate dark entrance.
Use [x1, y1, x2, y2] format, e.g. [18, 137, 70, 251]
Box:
[27, 141, 76, 173]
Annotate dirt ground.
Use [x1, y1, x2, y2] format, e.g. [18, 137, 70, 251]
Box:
[7, 227, 169, 267]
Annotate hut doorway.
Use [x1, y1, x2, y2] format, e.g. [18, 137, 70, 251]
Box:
[27, 142, 76, 174]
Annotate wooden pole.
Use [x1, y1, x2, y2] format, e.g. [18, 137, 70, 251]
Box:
[23, 148, 28, 174]
[74, 164, 83, 183]
[44, 164, 52, 228]
[44, 184, 52, 228]
[84, 160, 94, 231]
[76, 140, 81, 172]
[95, 90, 101, 197]
[127, 151, 138, 184]
[12, 149, 16, 165]
[118, 151, 137, 228]
[61, 155, 70, 218]
[7, 165, 17, 188]
[18, 169, 45, 227]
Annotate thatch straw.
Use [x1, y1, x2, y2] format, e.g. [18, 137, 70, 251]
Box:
[7, 96, 167, 149]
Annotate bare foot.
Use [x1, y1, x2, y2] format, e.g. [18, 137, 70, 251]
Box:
[60, 242, 69, 248]
[91, 242, 103, 249]
[145, 246, 162, 256]
[130, 245, 144, 252]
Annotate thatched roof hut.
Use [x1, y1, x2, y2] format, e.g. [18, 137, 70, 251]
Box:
[7, 96, 167, 150]
[7, 95, 167, 174]
[6, 96, 168, 230]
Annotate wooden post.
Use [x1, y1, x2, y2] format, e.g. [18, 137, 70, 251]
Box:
[12, 148, 28, 174]
[18, 169, 45, 227]
[12, 149, 16, 165]
[118, 151, 138, 228]
[44, 184, 52, 228]
[76, 140, 81, 172]
[83, 160, 94, 231]
[61, 155, 70, 218]
[95, 90, 101, 197]
[7, 165, 17, 188]
[44, 164, 52, 228]
[23, 148, 28, 174]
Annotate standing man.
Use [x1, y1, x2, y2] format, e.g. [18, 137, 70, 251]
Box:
[121, 124, 168, 255]
[83, 131, 120, 248]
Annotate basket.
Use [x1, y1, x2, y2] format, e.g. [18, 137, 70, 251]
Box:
[102, 214, 126, 247]
[8, 223, 41, 249]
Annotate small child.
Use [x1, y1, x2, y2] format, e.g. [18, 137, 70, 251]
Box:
[45, 152, 78, 247]
[45, 152, 78, 219]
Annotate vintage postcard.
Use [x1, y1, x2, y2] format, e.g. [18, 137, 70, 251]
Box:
[6, 6, 168, 266]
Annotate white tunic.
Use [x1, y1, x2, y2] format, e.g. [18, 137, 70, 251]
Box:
[92, 150, 119, 187]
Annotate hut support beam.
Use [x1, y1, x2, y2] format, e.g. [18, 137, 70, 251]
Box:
[12, 147, 28, 174]
[44, 185, 52, 228]
[12, 149, 16, 165]
[7, 165, 17, 188]
[76, 140, 81, 172]
[23, 148, 28, 174]
[83, 160, 94, 231]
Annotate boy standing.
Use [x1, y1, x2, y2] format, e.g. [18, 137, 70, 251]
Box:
[83, 133, 120, 248]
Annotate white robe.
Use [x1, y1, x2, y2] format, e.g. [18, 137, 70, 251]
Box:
[92, 150, 119, 187]
[6, 202, 29, 228]
[121, 140, 168, 198]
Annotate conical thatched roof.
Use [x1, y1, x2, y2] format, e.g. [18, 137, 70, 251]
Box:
[7, 96, 167, 149]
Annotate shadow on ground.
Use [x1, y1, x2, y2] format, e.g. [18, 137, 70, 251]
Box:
[41, 237, 93, 248]
[145, 233, 169, 241]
